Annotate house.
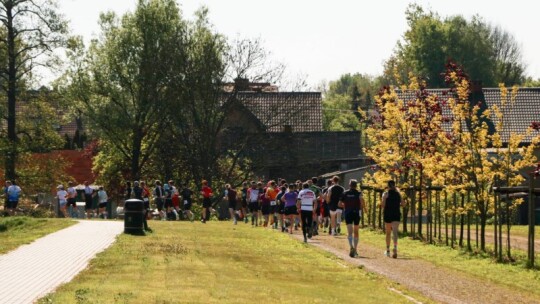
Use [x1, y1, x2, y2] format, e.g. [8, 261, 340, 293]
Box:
[222, 80, 365, 181]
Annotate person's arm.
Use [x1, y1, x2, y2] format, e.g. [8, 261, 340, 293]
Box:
[381, 191, 388, 209]
[325, 187, 332, 203]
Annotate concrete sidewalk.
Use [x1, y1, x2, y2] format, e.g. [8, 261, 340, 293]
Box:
[0, 220, 123, 304]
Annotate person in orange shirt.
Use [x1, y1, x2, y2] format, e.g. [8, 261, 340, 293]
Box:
[265, 180, 279, 229]
[200, 180, 213, 223]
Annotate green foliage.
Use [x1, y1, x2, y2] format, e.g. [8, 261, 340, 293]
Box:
[322, 73, 378, 131]
[384, 4, 526, 87]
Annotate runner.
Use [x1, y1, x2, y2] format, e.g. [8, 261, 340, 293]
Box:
[200, 180, 213, 223]
[298, 182, 316, 243]
[56, 185, 68, 218]
[260, 182, 272, 227]
[153, 180, 165, 220]
[83, 181, 95, 219]
[66, 181, 78, 218]
[276, 185, 287, 232]
[308, 177, 322, 236]
[170, 181, 181, 220]
[321, 179, 332, 233]
[97, 186, 108, 219]
[140, 181, 153, 231]
[265, 181, 279, 229]
[281, 183, 298, 234]
[326, 176, 344, 236]
[247, 181, 260, 227]
[339, 179, 364, 258]
[240, 182, 249, 223]
[163, 180, 177, 220]
[224, 184, 238, 225]
[381, 180, 403, 258]
[180, 184, 194, 221]
[257, 182, 264, 226]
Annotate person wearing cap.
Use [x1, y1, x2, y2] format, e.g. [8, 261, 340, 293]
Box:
[97, 186, 108, 219]
[56, 185, 68, 218]
[83, 181, 95, 219]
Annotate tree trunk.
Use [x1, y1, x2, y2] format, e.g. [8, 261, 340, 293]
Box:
[131, 129, 143, 181]
[480, 213, 487, 251]
[5, 2, 18, 180]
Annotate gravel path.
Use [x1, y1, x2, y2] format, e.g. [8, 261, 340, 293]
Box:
[0, 220, 123, 304]
[289, 231, 540, 304]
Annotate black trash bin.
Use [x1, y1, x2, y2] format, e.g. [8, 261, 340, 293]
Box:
[124, 199, 145, 235]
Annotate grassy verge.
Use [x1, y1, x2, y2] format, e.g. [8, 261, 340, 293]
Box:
[0, 216, 76, 254]
[360, 228, 540, 296]
[40, 221, 431, 304]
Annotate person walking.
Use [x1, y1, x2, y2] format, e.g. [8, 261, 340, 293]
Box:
[180, 184, 194, 221]
[153, 180, 166, 220]
[6, 181, 21, 216]
[224, 184, 238, 225]
[140, 181, 152, 231]
[298, 183, 316, 243]
[326, 176, 344, 236]
[339, 179, 365, 258]
[281, 184, 298, 234]
[200, 180, 213, 223]
[56, 185, 68, 218]
[97, 186, 108, 219]
[66, 181, 78, 218]
[247, 182, 260, 227]
[83, 181, 95, 219]
[381, 180, 404, 258]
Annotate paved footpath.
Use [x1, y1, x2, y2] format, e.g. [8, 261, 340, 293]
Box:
[0, 220, 123, 304]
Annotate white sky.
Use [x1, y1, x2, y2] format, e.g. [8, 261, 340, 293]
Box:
[58, 0, 540, 87]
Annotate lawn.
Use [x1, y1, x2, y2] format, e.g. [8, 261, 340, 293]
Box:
[40, 221, 430, 304]
[359, 228, 540, 297]
[0, 216, 75, 254]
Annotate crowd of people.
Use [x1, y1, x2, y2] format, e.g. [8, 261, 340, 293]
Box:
[3, 175, 404, 259]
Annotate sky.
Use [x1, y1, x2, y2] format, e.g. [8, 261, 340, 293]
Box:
[58, 0, 540, 88]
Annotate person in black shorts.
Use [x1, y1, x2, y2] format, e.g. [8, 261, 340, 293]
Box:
[276, 185, 287, 232]
[153, 180, 165, 220]
[180, 184, 194, 221]
[240, 182, 248, 223]
[66, 181, 77, 218]
[321, 179, 332, 233]
[224, 184, 238, 224]
[339, 179, 365, 258]
[83, 181, 95, 219]
[326, 176, 344, 236]
[381, 180, 403, 258]
[247, 182, 260, 226]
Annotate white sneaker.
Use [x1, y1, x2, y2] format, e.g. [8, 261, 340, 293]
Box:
[384, 250, 390, 257]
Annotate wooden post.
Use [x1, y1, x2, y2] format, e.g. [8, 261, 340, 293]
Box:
[445, 190, 449, 246]
[528, 173, 535, 267]
[494, 189, 498, 258]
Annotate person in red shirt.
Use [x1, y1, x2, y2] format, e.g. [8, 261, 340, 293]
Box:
[200, 180, 213, 223]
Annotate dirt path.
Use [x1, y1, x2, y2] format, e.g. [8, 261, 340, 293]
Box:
[289, 231, 540, 304]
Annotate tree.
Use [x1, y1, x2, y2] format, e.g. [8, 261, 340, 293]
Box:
[62, 0, 188, 180]
[322, 73, 380, 131]
[0, 0, 68, 180]
[384, 4, 527, 88]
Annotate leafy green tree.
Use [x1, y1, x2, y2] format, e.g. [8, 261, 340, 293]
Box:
[322, 73, 379, 131]
[384, 4, 526, 88]
[0, 0, 68, 180]
[61, 0, 188, 180]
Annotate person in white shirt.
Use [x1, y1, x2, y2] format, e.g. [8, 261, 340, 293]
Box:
[97, 186, 108, 219]
[66, 181, 78, 218]
[56, 185, 68, 218]
[297, 182, 316, 243]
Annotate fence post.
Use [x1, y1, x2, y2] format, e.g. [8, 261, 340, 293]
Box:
[528, 173, 535, 267]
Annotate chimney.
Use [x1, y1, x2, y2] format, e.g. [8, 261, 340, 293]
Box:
[234, 77, 250, 91]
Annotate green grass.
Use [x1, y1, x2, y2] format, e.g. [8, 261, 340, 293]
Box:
[499, 225, 540, 238]
[360, 228, 540, 297]
[40, 221, 430, 304]
[0, 217, 75, 254]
